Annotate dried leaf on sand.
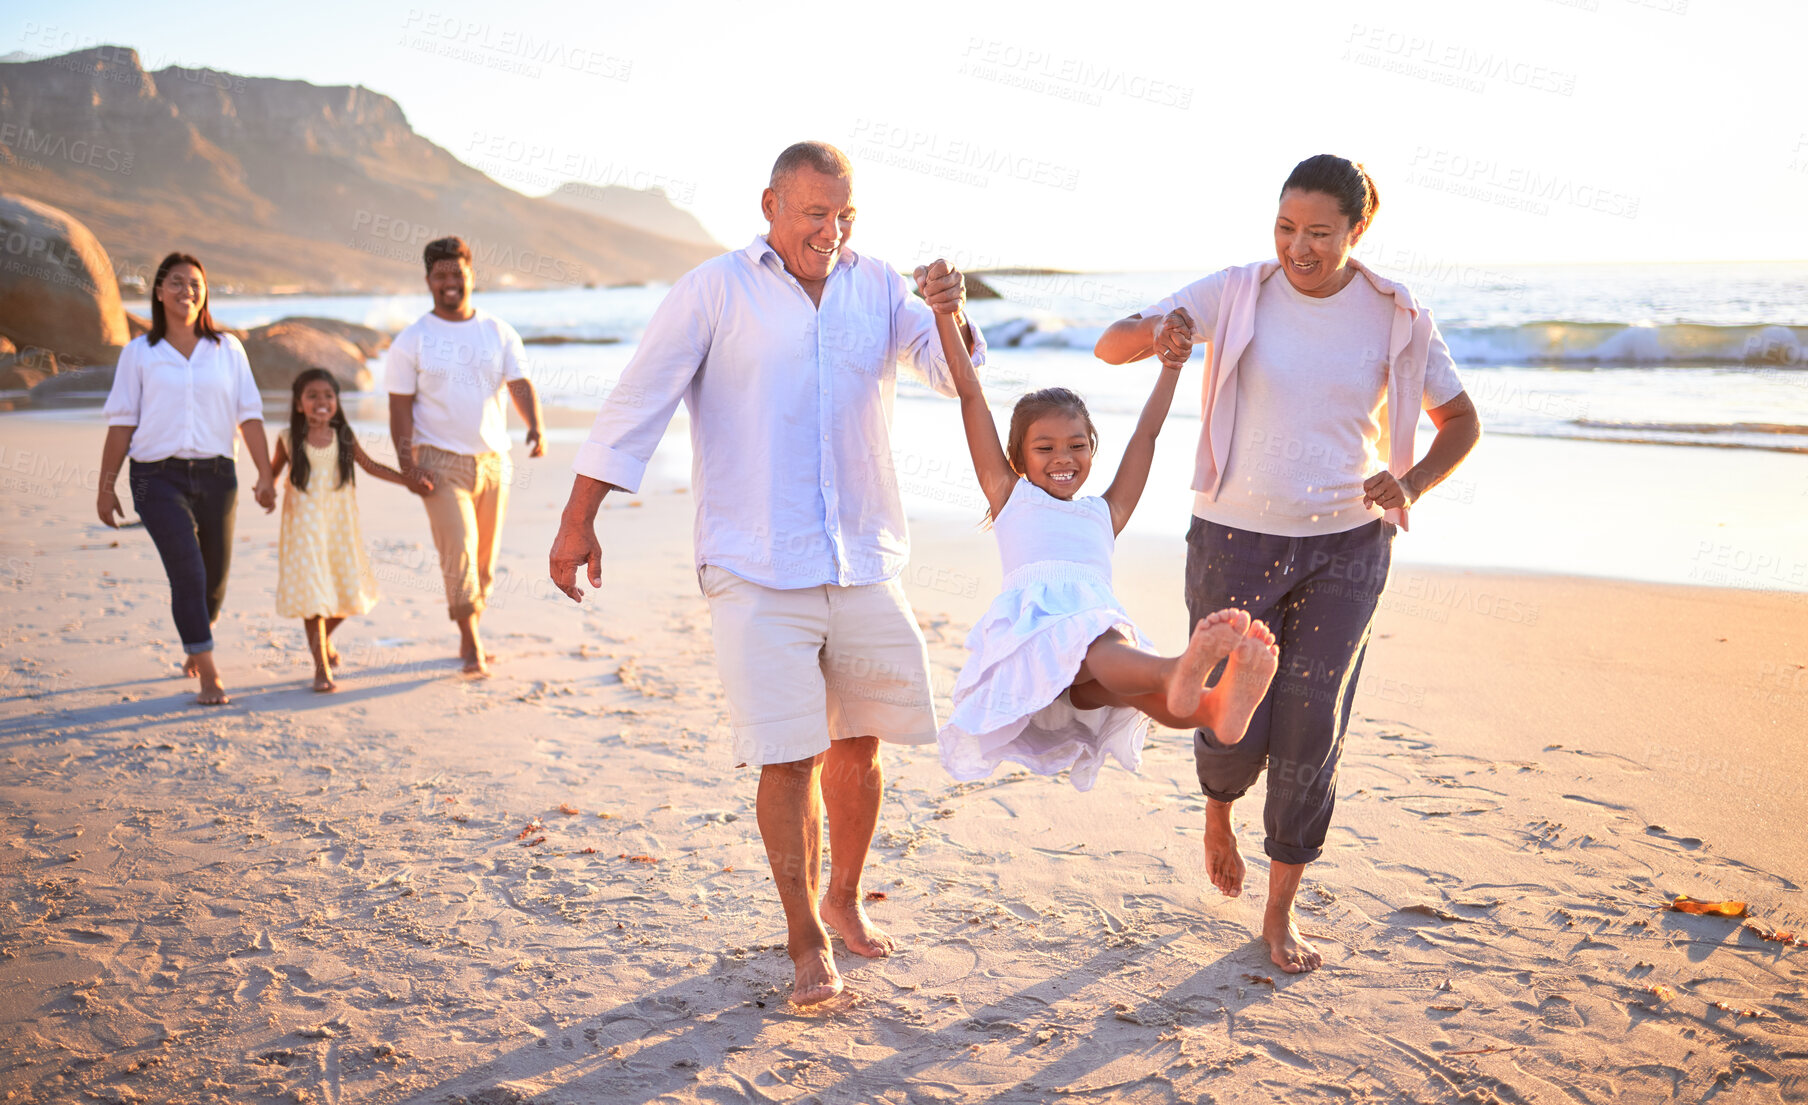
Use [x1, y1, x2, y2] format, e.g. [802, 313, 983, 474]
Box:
[1670, 896, 1746, 916]
[1743, 921, 1804, 947]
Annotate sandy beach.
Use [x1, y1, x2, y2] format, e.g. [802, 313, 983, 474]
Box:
[3, 410, 1805, 1105]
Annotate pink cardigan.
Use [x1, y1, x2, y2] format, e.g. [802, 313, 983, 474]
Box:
[1192, 258, 1440, 531]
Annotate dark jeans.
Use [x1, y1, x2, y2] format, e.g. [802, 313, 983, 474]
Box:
[129, 457, 238, 655]
[1185, 516, 1394, 866]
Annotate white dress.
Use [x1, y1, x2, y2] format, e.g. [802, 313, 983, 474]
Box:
[938, 479, 1153, 791]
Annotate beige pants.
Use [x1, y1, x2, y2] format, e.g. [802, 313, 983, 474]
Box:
[700, 564, 937, 767]
[415, 444, 508, 620]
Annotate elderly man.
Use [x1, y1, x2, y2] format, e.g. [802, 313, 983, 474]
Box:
[548, 141, 980, 1005]
[389, 236, 545, 675]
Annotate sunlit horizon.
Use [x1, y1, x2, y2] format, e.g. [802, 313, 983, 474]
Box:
[11, 0, 1807, 273]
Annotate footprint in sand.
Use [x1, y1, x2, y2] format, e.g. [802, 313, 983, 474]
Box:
[881, 941, 979, 989]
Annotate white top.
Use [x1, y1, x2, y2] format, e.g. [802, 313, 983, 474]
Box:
[574, 236, 990, 589]
[385, 309, 529, 456]
[994, 480, 1116, 584]
[103, 333, 263, 462]
[1146, 269, 1464, 537]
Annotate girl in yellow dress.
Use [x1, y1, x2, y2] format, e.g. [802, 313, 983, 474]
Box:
[271, 369, 414, 691]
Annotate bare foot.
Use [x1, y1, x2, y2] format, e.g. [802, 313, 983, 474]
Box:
[312, 670, 337, 693]
[820, 894, 896, 958]
[787, 940, 844, 1006]
[1200, 606, 1252, 644]
[196, 678, 230, 706]
[325, 645, 342, 667]
[459, 650, 491, 677]
[183, 655, 201, 678]
[1203, 799, 1244, 898]
[1166, 610, 1249, 719]
[1201, 620, 1279, 746]
[1265, 909, 1323, 974]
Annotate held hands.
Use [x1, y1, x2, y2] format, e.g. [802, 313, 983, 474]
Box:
[1363, 470, 1417, 511]
[1150, 308, 1195, 369]
[912, 258, 966, 317]
[526, 427, 546, 459]
[254, 476, 276, 513]
[548, 514, 604, 603]
[401, 468, 436, 498]
[97, 488, 126, 528]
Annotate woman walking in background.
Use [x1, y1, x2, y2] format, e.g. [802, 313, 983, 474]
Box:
[96, 252, 275, 705]
[1096, 155, 1482, 973]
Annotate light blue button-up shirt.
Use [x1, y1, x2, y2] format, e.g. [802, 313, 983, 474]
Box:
[573, 236, 987, 589]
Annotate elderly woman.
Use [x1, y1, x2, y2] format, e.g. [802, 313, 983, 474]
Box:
[1096, 154, 1481, 973]
[97, 252, 275, 705]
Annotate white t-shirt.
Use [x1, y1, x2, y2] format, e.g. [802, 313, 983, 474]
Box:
[386, 309, 529, 457]
[1147, 268, 1465, 537]
[103, 333, 263, 462]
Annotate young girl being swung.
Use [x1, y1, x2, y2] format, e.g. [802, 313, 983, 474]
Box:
[271, 369, 413, 691]
[930, 269, 1280, 790]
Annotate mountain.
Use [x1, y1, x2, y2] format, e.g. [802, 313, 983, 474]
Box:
[0, 47, 722, 293]
[544, 183, 719, 249]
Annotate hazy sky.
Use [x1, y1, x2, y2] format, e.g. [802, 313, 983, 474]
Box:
[15, 0, 1807, 270]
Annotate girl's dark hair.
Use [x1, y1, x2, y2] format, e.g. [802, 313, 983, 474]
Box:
[147, 252, 224, 346]
[1281, 154, 1379, 230]
[288, 369, 355, 491]
[1006, 387, 1098, 478]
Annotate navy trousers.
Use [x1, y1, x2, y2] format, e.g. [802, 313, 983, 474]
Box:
[1185, 517, 1394, 865]
[129, 457, 238, 655]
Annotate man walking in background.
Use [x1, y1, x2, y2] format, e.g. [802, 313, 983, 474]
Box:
[389, 235, 545, 675]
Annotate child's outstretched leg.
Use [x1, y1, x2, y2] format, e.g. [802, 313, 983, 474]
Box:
[1073, 616, 1277, 742]
[1075, 610, 1248, 714]
[1196, 620, 1279, 746]
[304, 617, 336, 692]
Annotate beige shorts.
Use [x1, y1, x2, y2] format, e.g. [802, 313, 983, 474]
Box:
[700, 565, 938, 767]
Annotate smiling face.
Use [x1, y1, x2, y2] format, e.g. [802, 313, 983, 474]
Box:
[1274, 188, 1366, 298]
[1021, 412, 1095, 499]
[157, 262, 206, 329]
[761, 166, 855, 287]
[297, 378, 339, 426]
[427, 258, 474, 318]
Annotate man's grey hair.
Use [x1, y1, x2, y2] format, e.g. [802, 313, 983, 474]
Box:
[770, 141, 853, 190]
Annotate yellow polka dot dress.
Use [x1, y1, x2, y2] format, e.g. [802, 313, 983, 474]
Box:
[276, 429, 379, 619]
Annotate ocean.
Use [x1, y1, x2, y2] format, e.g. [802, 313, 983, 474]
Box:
[190, 260, 1808, 595]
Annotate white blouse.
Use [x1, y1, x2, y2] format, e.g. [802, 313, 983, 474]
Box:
[103, 333, 264, 462]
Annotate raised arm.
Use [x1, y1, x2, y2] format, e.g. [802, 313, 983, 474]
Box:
[932, 299, 1016, 518]
[1095, 307, 1196, 366]
[1101, 310, 1193, 534]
